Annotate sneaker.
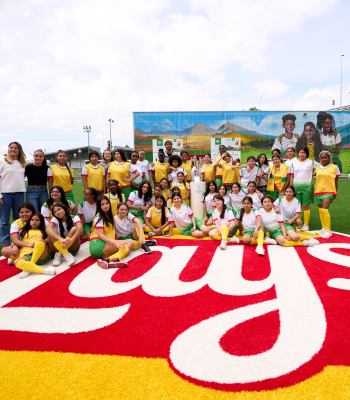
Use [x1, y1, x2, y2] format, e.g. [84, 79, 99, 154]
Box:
[317, 228, 325, 236]
[321, 230, 332, 239]
[52, 252, 62, 266]
[63, 253, 76, 267]
[44, 266, 56, 276]
[264, 237, 277, 245]
[146, 239, 157, 246]
[141, 243, 151, 253]
[229, 236, 240, 244]
[147, 232, 156, 238]
[18, 271, 31, 279]
[97, 259, 109, 269]
[219, 239, 227, 250]
[255, 245, 265, 256]
[8, 258, 15, 265]
[301, 225, 309, 232]
[108, 259, 128, 268]
[303, 238, 320, 247]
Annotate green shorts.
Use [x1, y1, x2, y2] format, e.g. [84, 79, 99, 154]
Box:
[83, 222, 92, 235]
[215, 177, 222, 187]
[314, 194, 335, 205]
[26, 254, 51, 266]
[129, 209, 145, 223]
[89, 239, 106, 259]
[267, 190, 279, 200]
[65, 191, 75, 203]
[244, 229, 255, 237]
[267, 227, 283, 240]
[284, 223, 295, 232]
[180, 218, 202, 236]
[294, 183, 314, 206]
[121, 187, 133, 199]
[118, 234, 133, 240]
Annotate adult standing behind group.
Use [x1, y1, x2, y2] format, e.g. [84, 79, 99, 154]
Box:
[0, 142, 26, 247]
[25, 149, 49, 211]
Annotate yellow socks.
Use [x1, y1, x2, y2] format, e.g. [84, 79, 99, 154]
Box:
[109, 246, 130, 261]
[31, 241, 45, 264]
[251, 231, 264, 245]
[282, 240, 304, 247]
[54, 240, 69, 255]
[211, 231, 222, 241]
[319, 208, 331, 231]
[16, 259, 44, 274]
[303, 209, 310, 226]
[221, 226, 229, 241]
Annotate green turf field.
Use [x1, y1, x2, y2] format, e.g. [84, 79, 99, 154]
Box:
[72, 178, 350, 234]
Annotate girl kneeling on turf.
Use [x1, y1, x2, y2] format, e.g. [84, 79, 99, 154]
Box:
[144, 195, 171, 237]
[258, 196, 319, 255]
[89, 196, 133, 269]
[237, 196, 276, 256]
[168, 194, 206, 238]
[15, 213, 55, 277]
[47, 202, 83, 267]
[209, 194, 239, 249]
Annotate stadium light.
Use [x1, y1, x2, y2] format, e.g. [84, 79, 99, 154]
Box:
[108, 119, 114, 150]
[83, 125, 91, 155]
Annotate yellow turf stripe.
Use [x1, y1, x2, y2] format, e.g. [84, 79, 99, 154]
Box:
[0, 351, 348, 399]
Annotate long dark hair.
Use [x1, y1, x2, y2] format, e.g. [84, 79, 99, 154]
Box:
[155, 195, 167, 226]
[57, 150, 73, 183]
[18, 202, 36, 217]
[96, 196, 114, 227]
[213, 194, 226, 219]
[239, 196, 253, 222]
[86, 187, 98, 202]
[257, 153, 268, 167]
[114, 149, 127, 162]
[47, 186, 70, 210]
[52, 202, 74, 238]
[137, 182, 153, 204]
[295, 122, 322, 161]
[20, 212, 47, 240]
[203, 180, 217, 198]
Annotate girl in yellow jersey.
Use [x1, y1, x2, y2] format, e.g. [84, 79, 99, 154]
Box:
[89, 196, 133, 269]
[105, 180, 125, 216]
[151, 151, 170, 185]
[266, 154, 290, 200]
[215, 152, 240, 191]
[48, 150, 75, 202]
[81, 150, 105, 194]
[14, 213, 55, 278]
[180, 151, 193, 183]
[200, 154, 215, 183]
[160, 178, 170, 201]
[170, 171, 190, 205]
[107, 149, 134, 199]
[1, 203, 35, 263]
[314, 151, 340, 239]
[144, 195, 171, 237]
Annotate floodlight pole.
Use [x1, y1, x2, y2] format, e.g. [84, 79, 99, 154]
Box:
[83, 125, 91, 155]
[108, 119, 114, 150]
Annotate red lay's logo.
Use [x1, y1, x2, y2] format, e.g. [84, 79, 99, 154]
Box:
[0, 234, 350, 391]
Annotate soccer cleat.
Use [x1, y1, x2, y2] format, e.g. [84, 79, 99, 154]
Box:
[141, 243, 152, 253]
[303, 238, 320, 247]
[301, 225, 309, 232]
[264, 237, 277, 245]
[219, 239, 227, 250]
[18, 271, 31, 279]
[320, 230, 332, 239]
[145, 239, 157, 246]
[63, 253, 76, 267]
[52, 252, 62, 266]
[44, 266, 56, 276]
[97, 259, 109, 269]
[255, 245, 265, 256]
[229, 236, 240, 244]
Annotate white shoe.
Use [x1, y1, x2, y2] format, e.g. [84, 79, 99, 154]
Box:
[321, 230, 332, 239]
[63, 253, 76, 267]
[255, 245, 265, 256]
[219, 239, 227, 250]
[317, 228, 325, 235]
[303, 238, 320, 247]
[18, 271, 31, 279]
[301, 225, 309, 232]
[52, 252, 62, 266]
[44, 266, 56, 276]
[229, 236, 240, 244]
[264, 237, 277, 245]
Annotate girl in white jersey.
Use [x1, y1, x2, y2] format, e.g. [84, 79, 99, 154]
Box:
[289, 147, 316, 231]
[209, 194, 239, 250]
[240, 156, 258, 192]
[228, 182, 246, 214]
[273, 185, 302, 242]
[246, 181, 263, 209]
[202, 180, 217, 223]
[218, 185, 231, 208]
[259, 196, 319, 254]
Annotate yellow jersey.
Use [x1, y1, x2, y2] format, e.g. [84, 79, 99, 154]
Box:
[181, 160, 192, 182]
[145, 206, 169, 228]
[201, 163, 215, 182]
[222, 162, 239, 185]
[215, 155, 226, 177]
[49, 164, 73, 192]
[105, 192, 125, 216]
[90, 215, 116, 240]
[18, 229, 44, 258]
[153, 161, 169, 183]
[171, 182, 190, 205]
[267, 163, 289, 192]
[108, 161, 131, 188]
[314, 164, 340, 195]
[82, 163, 105, 192]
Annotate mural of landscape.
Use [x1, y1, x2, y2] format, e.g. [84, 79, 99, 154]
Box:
[134, 111, 350, 154]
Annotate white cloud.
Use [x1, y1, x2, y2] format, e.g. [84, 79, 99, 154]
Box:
[252, 80, 290, 99]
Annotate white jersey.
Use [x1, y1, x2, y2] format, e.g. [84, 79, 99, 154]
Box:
[49, 215, 81, 237]
[114, 212, 136, 237]
[274, 197, 301, 222]
[78, 201, 97, 223]
[137, 159, 150, 182]
[246, 191, 262, 209]
[289, 159, 315, 185]
[256, 165, 269, 187]
[259, 208, 283, 232]
[212, 207, 235, 226]
[130, 163, 143, 186]
[202, 193, 216, 214]
[222, 194, 231, 208]
[168, 167, 186, 185]
[228, 191, 246, 211]
[168, 204, 193, 230]
[320, 132, 341, 147]
[240, 209, 260, 231]
[272, 134, 298, 153]
[240, 166, 258, 189]
[41, 200, 75, 219]
[128, 191, 151, 207]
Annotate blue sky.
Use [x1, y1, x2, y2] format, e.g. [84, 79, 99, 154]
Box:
[0, 0, 349, 157]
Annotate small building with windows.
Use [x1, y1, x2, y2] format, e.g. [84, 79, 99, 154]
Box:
[45, 146, 101, 169]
